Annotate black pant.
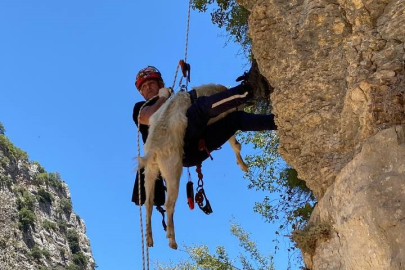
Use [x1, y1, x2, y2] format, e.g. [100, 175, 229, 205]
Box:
[183, 84, 277, 167]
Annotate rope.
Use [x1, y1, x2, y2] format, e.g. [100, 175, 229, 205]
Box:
[184, 0, 192, 65]
[137, 1, 192, 269]
[137, 99, 157, 270]
[171, 0, 192, 90]
[137, 105, 146, 270]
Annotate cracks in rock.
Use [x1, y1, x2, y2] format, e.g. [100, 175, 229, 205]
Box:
[337, 3, 353, 34]
[361, 0, 372, 19]
[394, 125, 405, 144]
[335, 231, 344, 268]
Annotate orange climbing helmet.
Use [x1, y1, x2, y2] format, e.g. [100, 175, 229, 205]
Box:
[135, 66, 164, 90]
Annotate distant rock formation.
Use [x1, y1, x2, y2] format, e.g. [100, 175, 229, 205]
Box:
[0, 129, 95, 270]
[237, 0, 405, 269]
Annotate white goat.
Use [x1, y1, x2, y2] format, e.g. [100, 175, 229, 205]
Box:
[138, 84, 247, 249]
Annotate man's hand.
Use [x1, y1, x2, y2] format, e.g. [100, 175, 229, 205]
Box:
[158, 87, 173, 99]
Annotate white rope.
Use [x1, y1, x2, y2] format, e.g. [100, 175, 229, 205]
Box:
[171, 0, 192, 90]
[184, 0, 192, 64]
[137, 104, 146, 270]
[137, 98, 157, 270]
[137, 1, 193, 269]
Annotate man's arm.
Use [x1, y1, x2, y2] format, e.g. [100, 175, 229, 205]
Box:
[138, 97, 167, 125]
[139, 87, 172, 125]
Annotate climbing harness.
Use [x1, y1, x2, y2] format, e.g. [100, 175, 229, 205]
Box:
[186, 170, 195, 210]
[186, 140, 219, 214]
[179, 60, 191, 92]
[198, 138, 213, 160]
[186, 165, 213, 214]
[156, 206, 167, 231]
[195, 164, 213, 214]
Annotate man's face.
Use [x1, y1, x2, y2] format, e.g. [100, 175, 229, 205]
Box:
[140, 79, 160, 100]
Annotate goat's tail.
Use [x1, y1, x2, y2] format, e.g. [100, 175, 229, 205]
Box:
[136, 153, 154, 170]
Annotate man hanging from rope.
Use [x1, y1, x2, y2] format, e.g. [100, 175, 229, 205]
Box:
[131, 63, 277, 205]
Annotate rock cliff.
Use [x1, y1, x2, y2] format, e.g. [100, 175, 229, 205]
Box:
[0, 131, 95, 270]
[237, 0, 405, 269]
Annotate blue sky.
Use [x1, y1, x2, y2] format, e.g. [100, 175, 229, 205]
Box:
[0, 1, 298, 269]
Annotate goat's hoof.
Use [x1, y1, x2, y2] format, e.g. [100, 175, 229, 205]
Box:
[239, 162, 248, 172]
[169, 241, 178, 250]
[146, 237, 154, 247]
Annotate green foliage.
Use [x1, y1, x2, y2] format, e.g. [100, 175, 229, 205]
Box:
[0, 122, 5, 135]
[47, 172, 64, 189]
[252, 167, 315, 230]
[37, 188, 53, 204]
[66, 264, 81, 270]
[0, 134, 28, 161]
[237, 128, 315, 222]
[0, 174, 13, 190]
[230, 221, 274, 270]
[156, 222, 274, 270]
[42, 248, 50, 259]
[0, 156, 10, 169]
[16, 188, 36, 211]
[57, 220, 68, 233]
[18, 207, 37, 231]
[191, 0, 251, 57]
[30, 246, 43, 260]
[67, 229, 81, 254]
[35, 172, 48, 185]
[35, 171, 65, 191]
[32, 161, 46, 173]
[59, 198, 73, 215]
[292, 222, 332, 255]
[58, 247, 66, 259]
[43, 219, 57, 231]
[72, 252, 88, 269]
[66, 230, 88, 269]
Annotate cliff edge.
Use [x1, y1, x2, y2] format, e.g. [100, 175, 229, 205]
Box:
[237, 0, 405, 269]
[0, 130, 95, 270]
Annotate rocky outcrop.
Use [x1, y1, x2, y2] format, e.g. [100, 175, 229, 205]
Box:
[0, 132, 95, 270]
[237, 0, 405, 269]
[311, 126, 405, 269]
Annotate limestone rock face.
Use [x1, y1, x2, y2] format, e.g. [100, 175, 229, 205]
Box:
[237, 0, 405, 269]
[309, 126, 405, 269]
[0, 134, 95, 270]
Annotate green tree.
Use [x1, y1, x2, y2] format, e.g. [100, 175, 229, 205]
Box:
[238, 126, 316, 230]
[192, 0, 316, 263]
[155, 222, 274, 270]
[59, 198, 73, 215]
[72, 252, 88, 269]
[66, 264, 81, 270]
[191, 0, 251, 57]
[67, 229, 81, 254]
[0, 134, 28, 160]
[0, 122, 5, 135]
[18, 207, 37, 231]
[16, 188, 36, 211]
[37, 188, 53, 204]
[29, 246, 43, 260]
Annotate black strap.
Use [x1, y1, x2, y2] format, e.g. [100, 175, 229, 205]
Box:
[156, 206, 167, 231]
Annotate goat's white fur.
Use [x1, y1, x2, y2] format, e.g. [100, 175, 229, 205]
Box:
[138, 84, 247, 249]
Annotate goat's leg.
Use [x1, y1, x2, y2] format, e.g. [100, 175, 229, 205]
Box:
[144, 164, 159, 247]
[228, 135, 248, 172]
[159, 157, 182, 250]
[164, 175, 180, 249]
